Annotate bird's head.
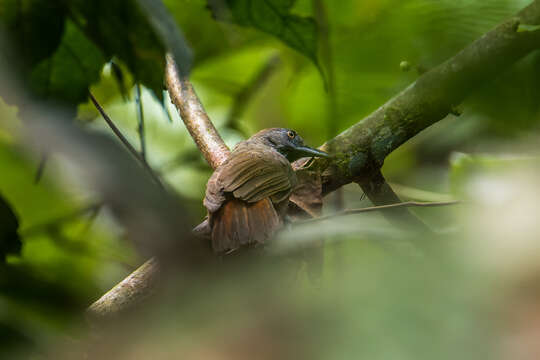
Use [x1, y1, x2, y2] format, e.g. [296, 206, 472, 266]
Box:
[250, 128, 330, 162]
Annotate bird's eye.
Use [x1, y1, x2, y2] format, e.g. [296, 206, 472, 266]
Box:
[287, 130, 295, 139]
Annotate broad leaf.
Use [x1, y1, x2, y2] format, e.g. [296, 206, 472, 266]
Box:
[29, 21, 106, 107]
[135, 0, 193, 77]
[208, 0, 319, 68]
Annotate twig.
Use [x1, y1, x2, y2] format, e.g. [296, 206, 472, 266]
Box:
[165, 54, 230, 169]
[135, 83, 147, 162]
[298, 200, 461, 224]
[359, 171, 432, 233]
[89, 92, 165, 189]
[224, 54, 281, 133]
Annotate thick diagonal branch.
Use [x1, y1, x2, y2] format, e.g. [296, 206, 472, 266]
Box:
[311, 0, 540, 195]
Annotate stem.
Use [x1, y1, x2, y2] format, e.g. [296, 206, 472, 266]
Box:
[135, 83, 147, 162]
[298, 200, 461, 224]
[89, 92, 164, 189]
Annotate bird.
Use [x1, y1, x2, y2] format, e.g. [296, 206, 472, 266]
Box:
[200, 128, 329, 253]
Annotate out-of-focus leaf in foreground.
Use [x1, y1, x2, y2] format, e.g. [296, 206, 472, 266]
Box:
[0, 0, 193, 109]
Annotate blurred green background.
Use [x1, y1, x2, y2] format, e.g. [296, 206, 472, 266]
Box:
[1, 0, 540, 358]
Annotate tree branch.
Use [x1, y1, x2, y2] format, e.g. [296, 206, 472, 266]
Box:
[308, 0, 540, 195]
[358, 172, 432, 233]
[298, 200, 461, 224]
[89, 92, 164, 189]
[165, 54, 230, 169]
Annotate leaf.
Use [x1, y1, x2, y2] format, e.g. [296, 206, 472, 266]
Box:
[28, 20, 106, 107]
[208, 0, 319, 68]
[68, 0, 172, 101]
[0, 0, 67, 105]
[134, 0, 192, 78]
[0, 194, 21, 261]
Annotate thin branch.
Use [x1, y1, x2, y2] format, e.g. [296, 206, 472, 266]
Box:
[165, 54, 230, 170]
[135, 83, 147, 162]
[89, 92, 165, 189]
[224, 54, 281, 133]
[359, 171, 432, 233]
[298, 200, 461, 224]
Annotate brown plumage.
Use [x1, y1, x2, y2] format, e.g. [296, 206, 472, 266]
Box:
[202, 128, 329, 253]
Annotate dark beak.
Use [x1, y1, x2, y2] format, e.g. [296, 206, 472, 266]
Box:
[292, 145, 330, 158]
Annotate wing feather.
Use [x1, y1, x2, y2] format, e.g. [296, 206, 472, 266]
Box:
[204, 141, 296, 213]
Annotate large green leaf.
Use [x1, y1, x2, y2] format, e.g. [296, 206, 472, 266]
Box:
[208, 0, 319, 68]
[68, 0, 181, 101]
[0, 0, 65, 67]
[28, 20, 106, 107]
[135, 0, 192, 77]
[1, 0, 193, 106]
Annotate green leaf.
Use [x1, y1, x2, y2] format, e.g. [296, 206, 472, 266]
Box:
[68, 0, 171, 100]
[0, 0, 66, 67]
[134, 0, 192, 78]
[28, 20, 106, 107]
[208, 0, 319, 67]
[0, 194, 21, 261]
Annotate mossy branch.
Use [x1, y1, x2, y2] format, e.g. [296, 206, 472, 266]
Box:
[311, 0, 540, 195]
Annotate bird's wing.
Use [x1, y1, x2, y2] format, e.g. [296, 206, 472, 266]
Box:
[204, 142, 296, 213]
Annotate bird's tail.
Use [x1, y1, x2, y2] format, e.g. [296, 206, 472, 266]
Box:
[210, 198, 281, 253]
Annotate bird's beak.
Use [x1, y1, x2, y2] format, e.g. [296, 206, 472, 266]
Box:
[292, 145, 330, 158]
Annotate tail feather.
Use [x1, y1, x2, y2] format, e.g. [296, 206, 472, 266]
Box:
[210, 198, 280, 253]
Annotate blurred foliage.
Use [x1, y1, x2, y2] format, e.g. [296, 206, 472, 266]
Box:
[1, 0, 540, 358]
[208, 0, 320, 69]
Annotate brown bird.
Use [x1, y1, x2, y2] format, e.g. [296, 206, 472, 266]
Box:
[201, 128, 329, 253]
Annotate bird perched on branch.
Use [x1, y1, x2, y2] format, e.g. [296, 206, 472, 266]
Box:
[200, 128, 329, 253]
